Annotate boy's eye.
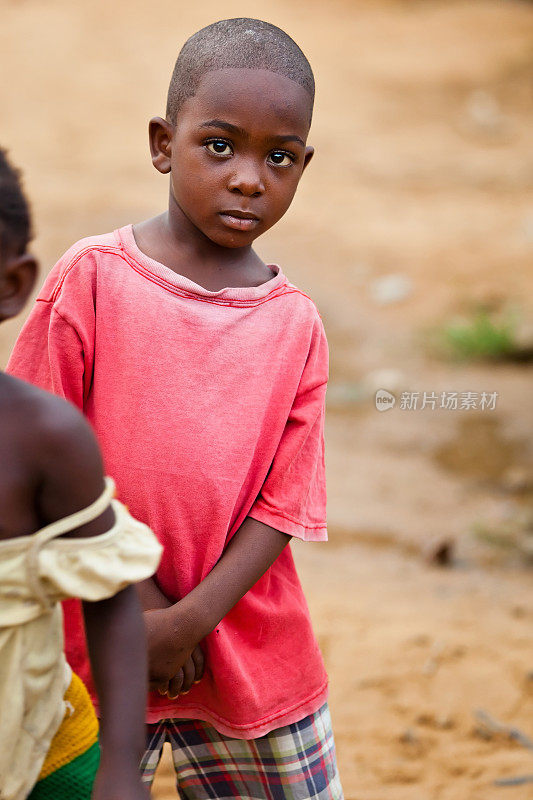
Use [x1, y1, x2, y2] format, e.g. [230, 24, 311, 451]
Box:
[268, 151, 294, 167]
[205, 140, 233, 156]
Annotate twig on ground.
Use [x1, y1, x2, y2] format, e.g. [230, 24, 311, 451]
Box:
[474, 709, 533, 751]
[493, 775, 533, 787]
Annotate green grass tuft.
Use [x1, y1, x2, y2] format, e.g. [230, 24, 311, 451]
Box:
[440, 310, 518, 362]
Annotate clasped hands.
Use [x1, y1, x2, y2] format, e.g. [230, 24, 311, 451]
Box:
[144, 603, 205, 699]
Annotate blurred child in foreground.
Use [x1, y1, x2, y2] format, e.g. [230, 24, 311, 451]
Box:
[8, 18, 344, 799]
[0, 149, 162, 799]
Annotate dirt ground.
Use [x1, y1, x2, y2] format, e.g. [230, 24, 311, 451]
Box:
[2, 0, 533, 798]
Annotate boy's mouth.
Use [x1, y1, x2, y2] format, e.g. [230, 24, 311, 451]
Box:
[219, 210, 260, 231]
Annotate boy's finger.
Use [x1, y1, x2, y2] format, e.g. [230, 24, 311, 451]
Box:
[192, 644, 205, 682]
[149, 678, 168, 693]
[180, 658, 195, 694]
[167, 669, 184, 699]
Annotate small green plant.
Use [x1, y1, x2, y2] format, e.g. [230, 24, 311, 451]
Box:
[441, 310, 517, 362]
[471, 507, 533, 563]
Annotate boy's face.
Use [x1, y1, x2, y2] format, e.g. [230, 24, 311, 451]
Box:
[149, 68, 314, 248]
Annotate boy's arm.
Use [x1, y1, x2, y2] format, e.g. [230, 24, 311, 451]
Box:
[136, 576, 170, 609]
[148, 517, 290, 698]
[180, 517, 291, 636]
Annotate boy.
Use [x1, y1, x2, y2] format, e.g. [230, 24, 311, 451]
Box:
[0, 149, 161, 800]
[9, 18, 343, 800]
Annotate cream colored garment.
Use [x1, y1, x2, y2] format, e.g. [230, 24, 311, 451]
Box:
[0, 478, 162, 800]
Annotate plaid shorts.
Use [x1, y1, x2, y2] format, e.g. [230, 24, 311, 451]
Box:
[140, 703, 343, 799]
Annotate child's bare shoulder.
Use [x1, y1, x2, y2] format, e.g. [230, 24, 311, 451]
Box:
[1, 374, 106, 521]
[3, 373, 92, 445]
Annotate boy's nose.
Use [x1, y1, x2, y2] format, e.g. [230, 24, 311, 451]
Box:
[227, 161, 265, 197]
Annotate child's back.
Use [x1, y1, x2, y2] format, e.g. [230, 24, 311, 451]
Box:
[0, 369, 160, 800]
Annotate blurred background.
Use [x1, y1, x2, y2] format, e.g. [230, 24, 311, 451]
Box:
[1, 1, 532, 797]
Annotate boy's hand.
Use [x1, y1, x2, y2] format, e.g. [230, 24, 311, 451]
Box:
[142, 519, 291, 702]
[165, 645, 204, 698]
[144, 605, 204, 695]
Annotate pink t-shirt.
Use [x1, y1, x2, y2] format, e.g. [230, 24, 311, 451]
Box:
[8, 225, 329, 738]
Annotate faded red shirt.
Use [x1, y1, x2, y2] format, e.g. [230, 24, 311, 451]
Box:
[8, 225, 329, 738]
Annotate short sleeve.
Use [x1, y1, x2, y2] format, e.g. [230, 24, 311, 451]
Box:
[7, 244, 97, 411]
[248, 314, 328, 541]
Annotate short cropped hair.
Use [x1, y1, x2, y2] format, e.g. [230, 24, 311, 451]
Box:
[166, 18, 315, 124]
[0, 149, 31, 254]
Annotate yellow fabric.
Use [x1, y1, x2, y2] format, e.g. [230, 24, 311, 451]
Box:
[0, 478, 162, 800]
[37, 671, 99, 781]
[0, 479, 163, 627]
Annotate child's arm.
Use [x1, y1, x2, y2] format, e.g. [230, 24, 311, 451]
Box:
[148, 517, 290, 698]
[83, 589, 148, 800]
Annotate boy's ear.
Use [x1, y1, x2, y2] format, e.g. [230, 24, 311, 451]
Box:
[148, 116, 174, 174]
[302, 146, 314, 173]
[0, 253, 38, 321]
